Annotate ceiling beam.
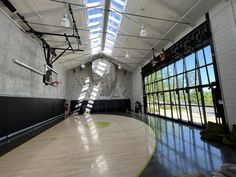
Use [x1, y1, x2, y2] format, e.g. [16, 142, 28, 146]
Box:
[123, 14, 175, 41]
[101, 0, 111, 51]
[148, 0, 194, 27]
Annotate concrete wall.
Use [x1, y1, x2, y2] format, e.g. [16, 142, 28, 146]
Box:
[0, 10, 66, 99]
[66, 62, 132, 101]
[209, 0, 236, 128]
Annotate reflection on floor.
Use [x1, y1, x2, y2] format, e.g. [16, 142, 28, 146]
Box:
[126, 113, 236, 177]
[0, 114, 156, 177]
[1, 112, 236, 177]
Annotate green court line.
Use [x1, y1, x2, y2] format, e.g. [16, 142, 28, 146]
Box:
[135, 128, 157, 177]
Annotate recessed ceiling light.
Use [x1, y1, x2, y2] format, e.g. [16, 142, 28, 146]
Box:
[118, 64, 122, 70]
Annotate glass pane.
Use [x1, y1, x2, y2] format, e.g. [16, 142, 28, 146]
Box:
[204, 87, 216, 123]
[159, 93, 164, 104]
[162, 67, 168, 79]
[153, 83, 157, 92]
[149, 84, 153, 93]
[187, 71, 197, 87]
[164, 92, 170, 104]
[145, 85, 148, 93]
[153, 94, 158, 104]
[147, 104, 150, 112]
[176, 59, 183, 74]
[148, 75, 152, 84]
[156, 71, 162, 81]
[178, 74, 184, 88]
[207, 65, 216, 83]
[154, 72, 158, 82]
[192, 106, 204, 125]
[169, 77, 174, 90]
[144, 77, 147, 85]
[147, 95, 150, 103]
[197, 49, 205, 67]
[160, 104, 165, 116]
[179, 90, 189, 106]
[150, 104, 154, 113]
[185, 53, 195, 71]
[158, 81, 163, 91]
[181, 106, 190, 122]
[154, 104, 159, 114]
[172, 105, 180, 119]
[183, 73, 188, 88]
[152, 73, 155, 82]
[150, 94, 153, 103]
[165, 104, 172, 118]
[173, 77, 177, 89]
[171, 91, 178, 105]
[203, 87, 214, 107]
[190, 89, 202, 106]
[168, 64, 174, 77]
[204, 46, 213, 64]
[163, 79, 169, 90]
[200, 67, 209, 85]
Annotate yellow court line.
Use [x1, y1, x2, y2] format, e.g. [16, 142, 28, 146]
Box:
[135, 128, 157, 177]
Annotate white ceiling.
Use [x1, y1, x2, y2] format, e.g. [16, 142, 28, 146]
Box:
[1, 0, 223, 71]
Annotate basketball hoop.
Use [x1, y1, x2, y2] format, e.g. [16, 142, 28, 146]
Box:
[50, 80, 62, 87]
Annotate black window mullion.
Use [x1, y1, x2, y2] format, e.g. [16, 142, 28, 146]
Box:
[195, 50, 205, 125]
[183, 56, 193, 122]
[174, 62, 182, 120]
[161, 70, 166, 117]
[202, 48, 211, 85]
[167, 67, 173, 119]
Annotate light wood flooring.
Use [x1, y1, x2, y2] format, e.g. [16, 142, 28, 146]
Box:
[0, 114, 156, 177]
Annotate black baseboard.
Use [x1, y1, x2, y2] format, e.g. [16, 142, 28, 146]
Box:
[0, 96, 65, 139]
[0, 114, 65, 156]
[70, 99, 131, 114]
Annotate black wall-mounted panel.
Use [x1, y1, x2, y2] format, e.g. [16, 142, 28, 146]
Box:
[0, 96, 65, 138]
[70, 99, 131, 113]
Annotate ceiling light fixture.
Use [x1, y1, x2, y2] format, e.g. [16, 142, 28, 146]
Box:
[81, 63, 85, 69]
[118, 64, 122, 70]
[125, 51, 130, 59]
[140, 26, 148, 37]
[61, 12, 70, 27]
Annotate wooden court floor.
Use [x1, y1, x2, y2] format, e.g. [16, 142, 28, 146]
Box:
[0, 114, 156, 177]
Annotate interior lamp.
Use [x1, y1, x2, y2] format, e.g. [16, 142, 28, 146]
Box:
[81, 63, 85, 69]
[61, 12, 70, 27]
[140, 26, 148, 37]
[125, 51, 130, 59]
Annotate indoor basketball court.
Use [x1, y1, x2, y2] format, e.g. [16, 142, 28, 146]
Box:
[1, 0, 236, 177]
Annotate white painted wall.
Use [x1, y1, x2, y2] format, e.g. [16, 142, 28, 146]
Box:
[0, 10, 66, 99]
[209, 0, 236, 129]
[131, 66, 144, 111]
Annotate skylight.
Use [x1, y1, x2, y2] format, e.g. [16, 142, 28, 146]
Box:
[87, 0, 104, 55]
[103, 0, 127, 54]
[87, 0, 127, 56]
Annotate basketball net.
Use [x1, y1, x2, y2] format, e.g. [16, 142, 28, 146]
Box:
[50, 80, 62, 87]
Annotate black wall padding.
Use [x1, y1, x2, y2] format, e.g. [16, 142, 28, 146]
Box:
[0, 96, 65, 138]
[70, 99, 131, 114]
